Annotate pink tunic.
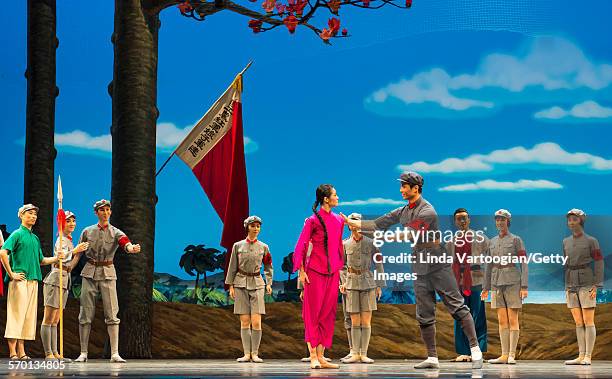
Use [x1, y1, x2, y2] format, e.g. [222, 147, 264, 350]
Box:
[293, 208, 344, 274]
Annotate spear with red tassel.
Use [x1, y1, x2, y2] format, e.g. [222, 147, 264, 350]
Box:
[56, 176, 66, 359]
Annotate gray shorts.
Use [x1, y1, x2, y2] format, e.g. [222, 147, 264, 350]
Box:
[345, 289, 377, 313]
[491, 283, 522, 309]
[234, 287, 266, 315]
[566, 288, 597, 309]
[341, 293, 351, 330]
[43, 283, 69, 309]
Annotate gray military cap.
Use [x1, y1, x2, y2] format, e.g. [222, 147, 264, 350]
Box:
[18, 204, 39, 218]
[398, 171, 424, 186]
[93, 199, 111, 211]
[243, 215, 263, 228]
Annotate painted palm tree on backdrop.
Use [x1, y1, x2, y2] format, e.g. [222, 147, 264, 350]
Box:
[281, 252, 294, 292]
[179, 244, 223, 298]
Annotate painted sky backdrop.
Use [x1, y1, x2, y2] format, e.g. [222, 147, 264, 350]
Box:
[1, 0, 611, 280]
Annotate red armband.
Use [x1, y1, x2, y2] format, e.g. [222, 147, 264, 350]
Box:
[118, 236, 131, 250]
[591, 248, 603, 261]
[262, 252, 272, 265]
[407, 219, 430, 231]
[517, 250, 527, 257]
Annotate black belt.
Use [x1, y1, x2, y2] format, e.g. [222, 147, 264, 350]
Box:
[459, 265, 481, 273]
[493, 263, 515, 269]
[414, 240, 441, 249]
[566, 263, 589, 270]
[238, 269, 261, 277]
[88, 259, 113, 267]
[53, 264, 72, 273]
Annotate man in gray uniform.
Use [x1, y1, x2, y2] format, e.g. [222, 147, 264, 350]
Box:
[563, 209, 603, 366]
[446, 208, 489, 362]
[340, 213, 386, 364]
[74, 199, 141, 363]
[226, 215, 273, 363]
[481, 209, 528, 365]
[343, 172, 483, 369]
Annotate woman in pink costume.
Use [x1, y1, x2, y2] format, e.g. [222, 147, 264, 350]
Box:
[293, 184, 344, 369]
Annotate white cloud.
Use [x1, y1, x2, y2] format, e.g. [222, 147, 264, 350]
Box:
[366, 37, 612, 117]
[439, 179, 563, 192]
[339, 198, 405, 206]
[156, 122, 192, 151]
[447, 38, 612, 92]
[399, 142, 612, 174]
[243, 136, 259, 154]
[370, 68, 495, 111]
[534, 100, 612, 120]
[53, 123, 258, 156]
[55, 130, 112, 152]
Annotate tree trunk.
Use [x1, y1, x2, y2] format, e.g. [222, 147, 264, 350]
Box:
[194, 273, 200, 299]
[110, 0, 159, 358]
[24, 0, 58, 257]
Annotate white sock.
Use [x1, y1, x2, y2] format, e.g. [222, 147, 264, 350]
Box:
[426, 356, 439, 364]
[471, 346, 483, 361]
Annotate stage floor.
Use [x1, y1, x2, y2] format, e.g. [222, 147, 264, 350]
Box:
[1, 359, 610, 378]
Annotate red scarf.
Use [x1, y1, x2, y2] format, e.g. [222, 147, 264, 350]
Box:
[451, 236, 473, 296]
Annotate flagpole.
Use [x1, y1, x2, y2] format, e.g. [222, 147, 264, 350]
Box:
[239, 60, 253, 75]
[155, 60, 253, 178]
[155, 151, 175, 178]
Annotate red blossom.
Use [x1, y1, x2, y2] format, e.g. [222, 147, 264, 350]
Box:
[406, 0, 412, 7]
[363, 0, 371, 7]
[328, 0, 341, 14]
[342, 28, 348, 36]
[287, 0, 308, 17]
[319, 28, 333, 41]
[328, 18, 340, 36]
[276, 3, 286, 13]
[248, 19, 263, 33]
[283, 15, 299, 33]
[262, 0, 276, 14]
[296, 0, 308, 16]
[178, 1, 193, 14]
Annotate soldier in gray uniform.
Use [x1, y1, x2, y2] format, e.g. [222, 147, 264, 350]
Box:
[74, 199, 142, 363]
[481, 209, 528, 365]
[446, 208, 489, 362]
[563, 209, 603, 366]
[343, 172, 483, 369]
[226, 215, 273, 363]
[41, 211, 89, 361]
[340, 213, 385, 364]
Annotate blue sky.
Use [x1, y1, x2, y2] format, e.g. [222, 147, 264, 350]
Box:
[1, 0, 611, 280]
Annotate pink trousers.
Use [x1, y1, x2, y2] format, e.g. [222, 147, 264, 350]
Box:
[302, 269, 340, 348]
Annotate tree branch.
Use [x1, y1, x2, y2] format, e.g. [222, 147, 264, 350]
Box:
[176, 0, 409, 43]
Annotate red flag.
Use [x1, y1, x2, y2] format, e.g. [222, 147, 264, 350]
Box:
[193, 101, 248, 254]
[175, 79, 249, 287]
